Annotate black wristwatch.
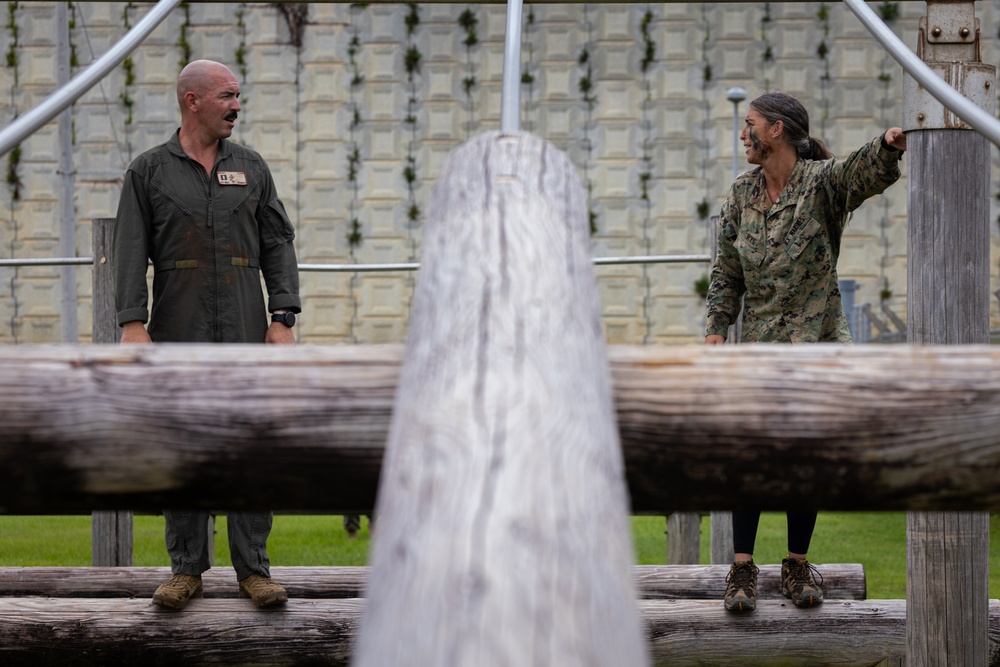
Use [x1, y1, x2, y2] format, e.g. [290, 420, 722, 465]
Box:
[271, 311, 296, 328]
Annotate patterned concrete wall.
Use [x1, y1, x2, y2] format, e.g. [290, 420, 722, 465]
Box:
[1, 2, 998, 345]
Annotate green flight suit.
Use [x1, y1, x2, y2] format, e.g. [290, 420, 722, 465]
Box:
[112, 130, 300, 581]
[113, 130, 300, 342]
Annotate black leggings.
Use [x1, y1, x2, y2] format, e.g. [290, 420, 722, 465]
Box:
[732, 510, 818, 557]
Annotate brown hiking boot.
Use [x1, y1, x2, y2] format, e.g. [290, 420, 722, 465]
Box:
[781, 557, 825, 607]
[724, 560, 759, 613]
[239, 574, 288, 607]
[152, 574, 203, 610]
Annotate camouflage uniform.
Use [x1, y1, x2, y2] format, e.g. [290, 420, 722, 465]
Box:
[706, 135, 902, 343]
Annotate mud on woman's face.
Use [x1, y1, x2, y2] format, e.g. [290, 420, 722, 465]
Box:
[747, 125, 771, 163]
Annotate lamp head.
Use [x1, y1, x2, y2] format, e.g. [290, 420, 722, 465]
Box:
[726, 86, 747, 104]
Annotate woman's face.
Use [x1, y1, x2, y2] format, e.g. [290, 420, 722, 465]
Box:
[740, 107, 775, 165]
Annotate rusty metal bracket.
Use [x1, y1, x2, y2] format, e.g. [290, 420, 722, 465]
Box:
[918, 0, 980, 61]
[903, 62, 994, 131]
[904, 0, 994, 132]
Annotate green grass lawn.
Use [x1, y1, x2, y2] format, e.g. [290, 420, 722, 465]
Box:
[1, 513, 997, 600]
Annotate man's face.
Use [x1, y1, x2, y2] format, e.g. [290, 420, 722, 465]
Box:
[196, 70, 241, 141]
[740, 107, 773, 165]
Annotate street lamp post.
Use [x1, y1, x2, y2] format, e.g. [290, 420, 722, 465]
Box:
[726, 87, 747, 181]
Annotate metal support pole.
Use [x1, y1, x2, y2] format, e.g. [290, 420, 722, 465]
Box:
[726, 87, 746, 181]
[499, 0, 523, 133]
[902, 1, 993, 664]
[57, 2, 78, 343]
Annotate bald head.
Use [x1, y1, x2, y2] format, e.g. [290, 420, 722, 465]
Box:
[175, 60, 242, 146]
[177, 60, 238, 111]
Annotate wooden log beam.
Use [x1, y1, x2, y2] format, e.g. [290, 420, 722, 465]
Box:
[3, 344, 1000, 512]
[1, 598, 998, 667]
[0, 598, 361, 667]
[0, 563, 868, 601]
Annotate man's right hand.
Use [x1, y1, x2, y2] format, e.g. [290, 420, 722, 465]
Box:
[120, 321, 152, 344]
[705, 334, 726, 346]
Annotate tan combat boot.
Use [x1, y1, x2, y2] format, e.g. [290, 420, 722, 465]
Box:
[152, 574, 203, 610]
[239, 574, 288, 607]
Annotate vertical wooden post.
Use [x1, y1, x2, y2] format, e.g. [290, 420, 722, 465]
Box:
[666, 513, 700, 564]
[91, 218, 133, 567]
[710, 511, 733, 564]
[354, 132, 648, 666]
[903, 2, 994, 660]
[707, 215, 734, 564]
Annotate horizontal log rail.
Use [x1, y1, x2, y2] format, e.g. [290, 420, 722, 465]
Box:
[1, 597, 997, 667]
[0, 564, 867, 601]
[3, 343, 1000, 512]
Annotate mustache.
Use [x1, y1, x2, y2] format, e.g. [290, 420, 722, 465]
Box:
[224, 111, 238, 122]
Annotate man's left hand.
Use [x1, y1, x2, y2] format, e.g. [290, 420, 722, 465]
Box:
[265, 322, 296, 345]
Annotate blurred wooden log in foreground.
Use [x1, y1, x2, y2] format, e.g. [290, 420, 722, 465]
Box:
[351, 131, 648, 665]
[2, 343, 1000, 512]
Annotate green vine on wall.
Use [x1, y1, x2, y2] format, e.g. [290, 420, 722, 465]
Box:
[638, 6, 657, 342]
[176, 2, 191, 70]
[67, 2, 78, 144]
[458, 7, 478, 138]
[816, 3, 832, 135]
[403, 3, 421, 229]
[759, 3, 773, 90]
[578, 6, 597, 234]
[67, 2, 78, 68]
[346, 4, 368, 343]
[879, 2, 900, 23]
[638, 8, 655, 204]
[4, 1, 17, 85]
[275, 3, 308, 49]
[119, 2, 136, 161]
[346, 6, 364, 250]
[520, 7, 536, 132]
[697, 4, 712, 224]
[5, 1, 21, 201]
[235, 5, 248, 83]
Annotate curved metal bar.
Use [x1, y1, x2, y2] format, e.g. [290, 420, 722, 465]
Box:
[0, 0, 182, 158]
[843, 0, 1000, 147]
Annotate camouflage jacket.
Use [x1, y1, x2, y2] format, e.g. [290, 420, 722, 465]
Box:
[113, 131, 300, 343]
[706, 134, 902, 343]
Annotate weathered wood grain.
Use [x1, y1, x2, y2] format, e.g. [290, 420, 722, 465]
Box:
[666, 513, 700, 564]
[90, 218, 133, 566]
[0, 563, 867, 601]
[0, 343, 400, 514]
[905, 127, 993, 666]
[3, 343, 1000, 512]
[0, 566, 368, 599]
[644, 599, 1000, 667]
[1, 598, 998, 667]
[352, 131, 648, 665]
[0, 597, 361, 666]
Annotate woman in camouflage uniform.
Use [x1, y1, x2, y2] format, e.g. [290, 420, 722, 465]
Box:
[705, 92, 907, 613]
